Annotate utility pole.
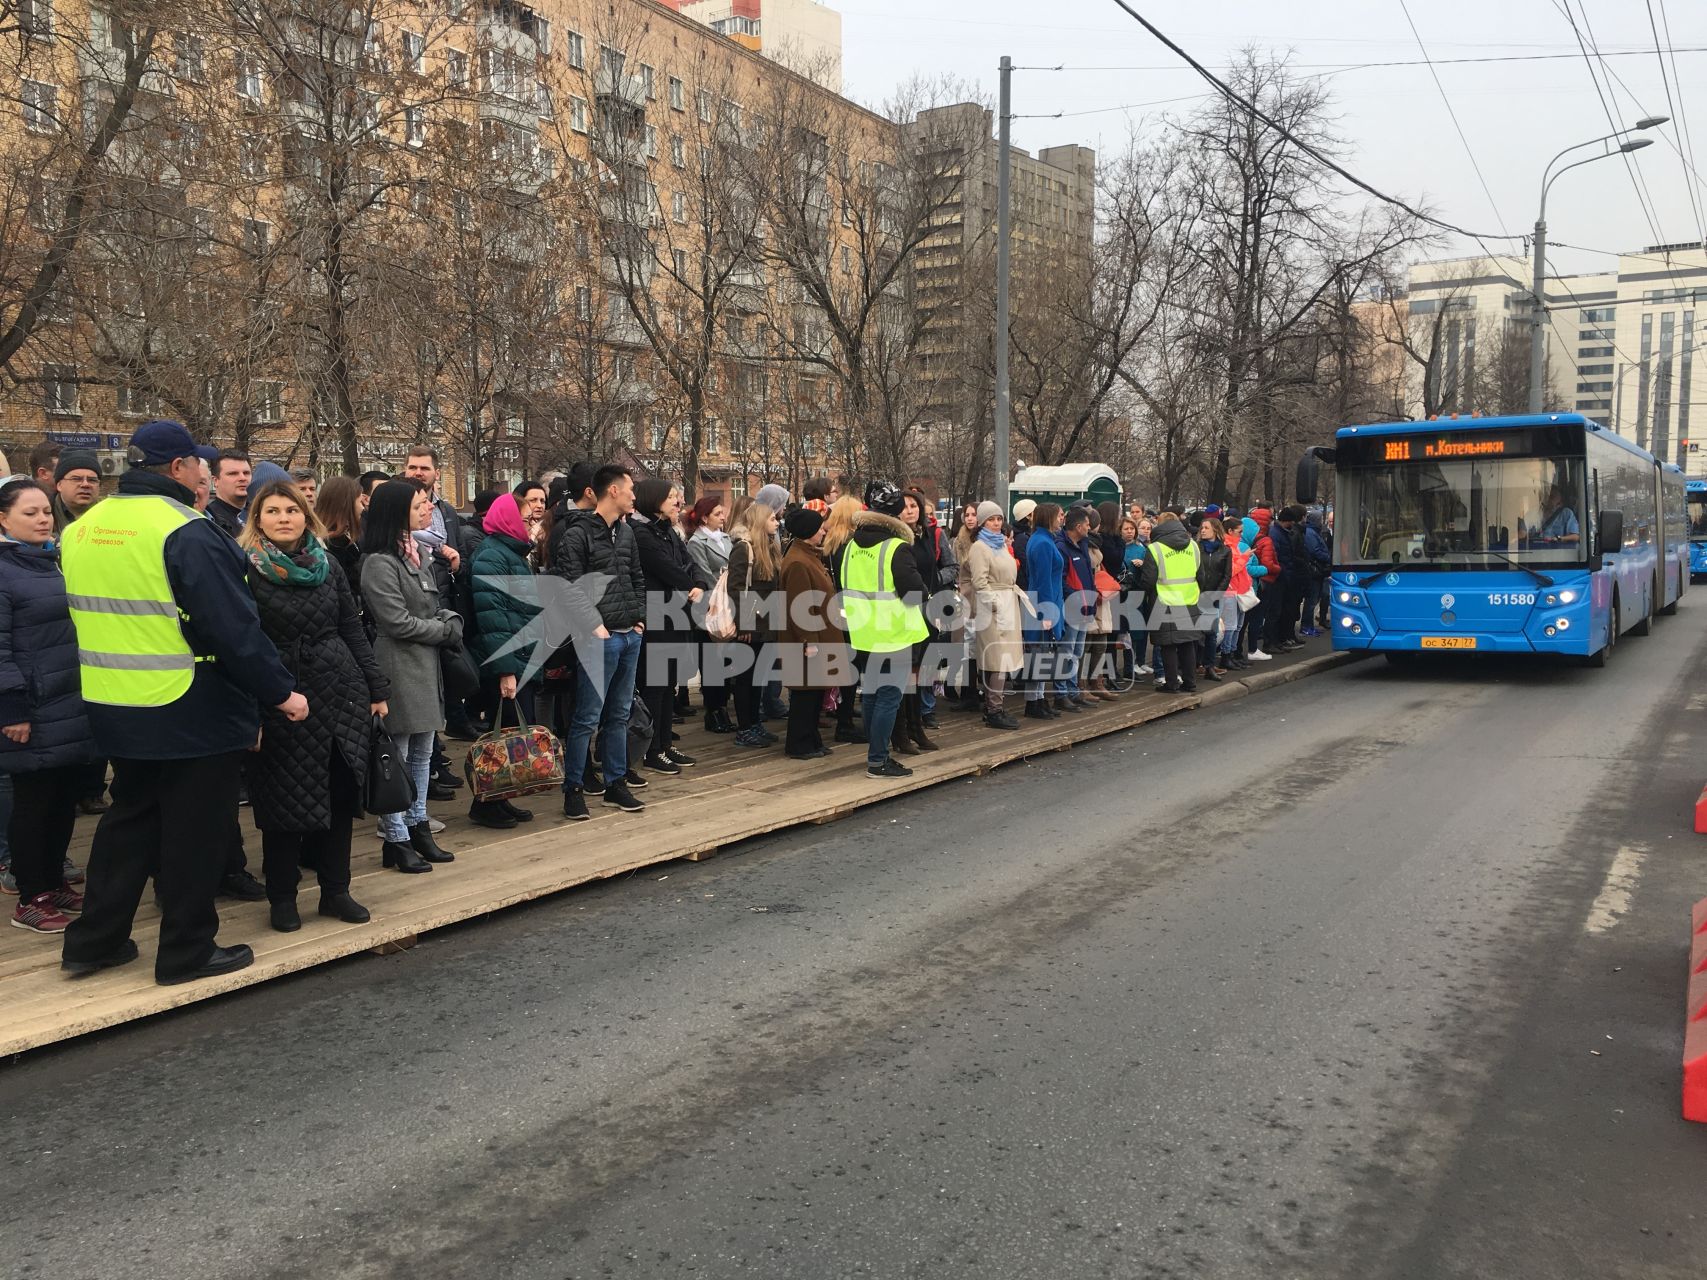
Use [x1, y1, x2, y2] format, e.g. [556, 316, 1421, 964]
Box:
[994, 55, 1012, 514]
[1526, 218, 1548, 415]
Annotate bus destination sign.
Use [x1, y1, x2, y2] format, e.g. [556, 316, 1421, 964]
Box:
[1381, 431, 1526, 462]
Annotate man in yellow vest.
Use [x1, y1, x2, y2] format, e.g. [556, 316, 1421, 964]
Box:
[1133, 513, 1207, 694]
[840, 482, 930, 780]
[60, 420, 306, 986]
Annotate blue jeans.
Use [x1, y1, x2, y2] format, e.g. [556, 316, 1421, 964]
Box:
[860, 655, 907, 768]
[564, 629, 642, 788]
[378, 731, 436, 842]
[1054, 625, 1088, 698]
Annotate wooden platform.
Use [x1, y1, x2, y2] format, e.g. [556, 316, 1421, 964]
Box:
[0, 690, 1197, 1058]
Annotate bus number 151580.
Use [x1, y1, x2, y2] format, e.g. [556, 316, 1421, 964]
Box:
[1486, 592, 1537, 606]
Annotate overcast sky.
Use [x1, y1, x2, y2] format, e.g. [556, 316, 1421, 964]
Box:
[836, 0, 1707, 278]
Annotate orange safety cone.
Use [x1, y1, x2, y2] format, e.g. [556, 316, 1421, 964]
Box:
[1686, 898, 1707, 1123]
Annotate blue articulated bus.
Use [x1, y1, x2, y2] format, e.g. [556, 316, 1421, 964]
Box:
[1297, 413, 1688, 666]
[1688, 478, 1707, 578]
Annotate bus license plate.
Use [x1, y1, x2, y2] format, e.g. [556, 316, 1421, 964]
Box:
[1420, 637, 1477, 649]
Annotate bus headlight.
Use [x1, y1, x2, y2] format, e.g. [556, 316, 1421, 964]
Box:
[1555, 617, 1570, 631]
[1545, 593, 1556, 605]
[1337, 590, 1363, 606]
[1558, 590, 1577, 604]
[1340, 616, 1354, 628]
[1545, 626, 1556, 636]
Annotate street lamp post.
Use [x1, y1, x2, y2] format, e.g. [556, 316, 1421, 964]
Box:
[1528, 117, 1666, 413]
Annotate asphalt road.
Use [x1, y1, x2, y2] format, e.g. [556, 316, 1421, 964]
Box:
[8, 605, 1707, 1280]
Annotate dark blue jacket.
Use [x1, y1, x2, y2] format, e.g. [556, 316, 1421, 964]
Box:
[82, 470, 295, 760]
[0, 538, 94, 773]
[1273, 521, 1307, 584]
[1056, 529, 1098, 628]
[1303, 519, 1331, 574]
[1024, 527, 1064, 639]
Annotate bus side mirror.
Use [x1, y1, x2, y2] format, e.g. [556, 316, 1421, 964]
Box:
[1296, 447, 1335, 506]
[1597, 509, 1624, 556]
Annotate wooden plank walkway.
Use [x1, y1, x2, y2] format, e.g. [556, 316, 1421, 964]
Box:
[0, 690, 1198, 1058]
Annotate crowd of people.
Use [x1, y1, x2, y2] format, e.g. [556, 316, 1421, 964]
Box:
[0, 422, 1334, 984]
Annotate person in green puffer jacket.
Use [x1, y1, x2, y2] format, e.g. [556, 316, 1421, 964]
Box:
[466, 492, 543, 830]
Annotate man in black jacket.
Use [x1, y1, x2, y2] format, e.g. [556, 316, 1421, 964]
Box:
[61, 421, 305, 985]
[205, 450, 250, 538]
[549, 465, 647, 820]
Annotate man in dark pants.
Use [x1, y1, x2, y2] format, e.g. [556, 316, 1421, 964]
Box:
[60, 421, 306, 985]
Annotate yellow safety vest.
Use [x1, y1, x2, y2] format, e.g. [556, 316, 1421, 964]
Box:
[840, 537, 929, 653]
[60, 493, 204, 707]
[1153, 540, 1203, 608]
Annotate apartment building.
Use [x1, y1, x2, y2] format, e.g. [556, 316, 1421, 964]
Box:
[659, 0, 842, 92]
[906, 102, 1096, 440]
[0, 0, 879, 500]
[1400, 245, 1707, 474]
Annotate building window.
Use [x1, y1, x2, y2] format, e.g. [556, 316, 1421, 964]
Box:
[669, 76, 684, 110]
[251, 380, 283, 425]
[640, 63, 655, 99]
[405, 106, 425, 147]
[174, 33, 205, 82]
[116, 383, 160, 417]
[575, 285, 592, 320]
[649, 416, 667, 450]
[705, 418, 720, 453]
[570, 96, 587, 133]
[42, 364, 78, 416]
[446, 47, 467, 88]
[537, 81, 553, 118]
[22, 80, 58, 133]
[566, 30, 584, 69]
[239, 134, 267, 180]
[670, 134, 684, 168]
[672, 190, 687, 223]
[242, 217, 271, 257]
[672, 248, 688, 277]
[697, 88, 712, 122]
[644, 123, 658, 158]
[20, 0, 53, 40]
[402, 30, 424, 73]
[236, 55, 263, 101]
[600, 44, 625, 77]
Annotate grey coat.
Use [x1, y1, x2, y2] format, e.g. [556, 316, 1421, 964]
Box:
[362, 549, 463, 736]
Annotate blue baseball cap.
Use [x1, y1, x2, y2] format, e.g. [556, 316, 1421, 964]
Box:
[129, 419, 220, 467]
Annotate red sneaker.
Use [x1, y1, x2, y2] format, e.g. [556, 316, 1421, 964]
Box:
[11, 893, 72, 934]
[43, 885, 83, 915]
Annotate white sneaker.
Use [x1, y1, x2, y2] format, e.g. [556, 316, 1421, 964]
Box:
[1136, 664, 1153, 676]
[1248, 649, 1273, 661]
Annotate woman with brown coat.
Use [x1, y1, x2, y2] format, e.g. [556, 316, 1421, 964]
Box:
[775, 508, 846, 758]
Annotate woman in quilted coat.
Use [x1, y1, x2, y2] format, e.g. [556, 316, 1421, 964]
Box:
[240, 480, 391, 933]
[0, 479, 94, 935]
[465, 491, 543, 830]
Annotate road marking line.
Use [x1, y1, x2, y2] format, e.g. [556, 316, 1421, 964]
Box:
[1583, 844, 1646, 936]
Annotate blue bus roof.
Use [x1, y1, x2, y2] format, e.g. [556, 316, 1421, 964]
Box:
[1689, 478, 1707, 494]
[1335, 412, 1656, 462]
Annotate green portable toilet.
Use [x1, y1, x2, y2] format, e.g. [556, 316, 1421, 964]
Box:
[1007, 463, 1122, 515]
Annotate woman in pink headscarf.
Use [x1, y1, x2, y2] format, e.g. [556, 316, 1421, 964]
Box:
[464, 492, 543, 830]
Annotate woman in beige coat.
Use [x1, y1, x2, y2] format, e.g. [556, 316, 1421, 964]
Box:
[965, 501, 1026, 731]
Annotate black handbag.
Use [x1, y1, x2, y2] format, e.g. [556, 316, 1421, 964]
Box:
[440, 638, 480, 701]
[365, 714, 415, 815]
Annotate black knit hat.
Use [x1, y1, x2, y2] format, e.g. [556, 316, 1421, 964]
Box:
[53, 449, 100, 482]
[784, 507, 824, 540]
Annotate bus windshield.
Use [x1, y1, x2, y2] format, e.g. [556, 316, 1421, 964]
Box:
[1335, 455, 1587, 567]
[1691, 492, 1707, 539]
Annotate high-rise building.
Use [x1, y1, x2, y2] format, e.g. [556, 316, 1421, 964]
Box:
[1400, 245, 1707, 473]
[658, 0, 842, 91]
[906, 103, 1096, 442]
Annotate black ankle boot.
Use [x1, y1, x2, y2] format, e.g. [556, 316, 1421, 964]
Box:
[318, 891, 371, 923]
[408, 822, 454, 863]
[269, 899, 301, 933]
[906, 695, 939, 751]
[382, 840, 431, 873]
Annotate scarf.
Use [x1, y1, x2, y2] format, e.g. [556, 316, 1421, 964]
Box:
[977, 528, 1007, 552]
[247, 532, 329, 587]
[399, 533, 422, 569]
[692, 527, 732, 556]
